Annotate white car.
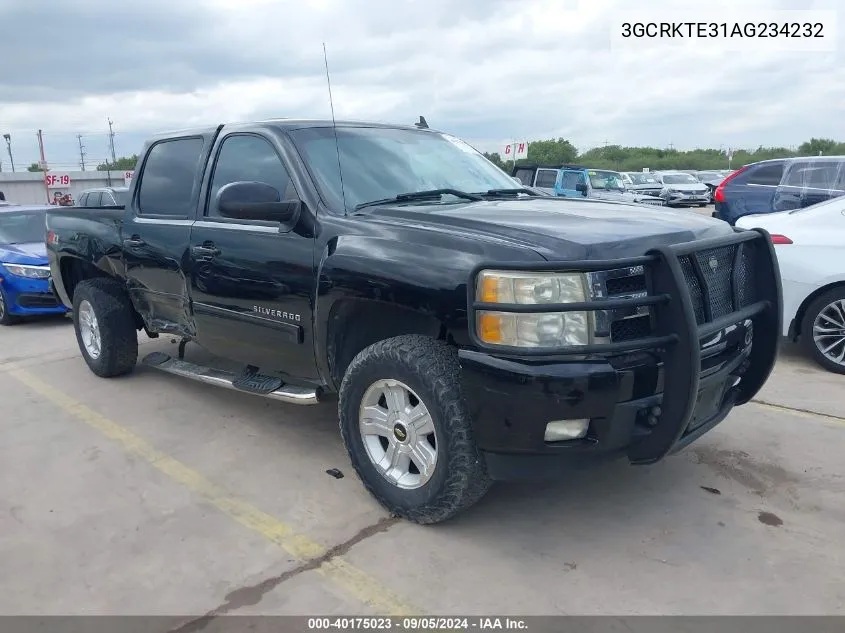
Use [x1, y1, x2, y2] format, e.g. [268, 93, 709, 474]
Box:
[653, 171, 711, 208]
[736, 196, 845, 373]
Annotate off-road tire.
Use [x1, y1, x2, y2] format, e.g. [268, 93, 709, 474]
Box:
[339, 335, 492, 524]
[0, 286, 19, 325]
[72, 278, 138, 377]
[801, 286, 845, 375]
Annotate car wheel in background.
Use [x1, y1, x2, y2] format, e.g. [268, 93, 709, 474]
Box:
[72, 278, 138, 377]
[0, 286, 19, 325]
[801, 286, 845, 375]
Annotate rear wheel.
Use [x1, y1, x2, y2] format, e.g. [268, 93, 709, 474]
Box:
[801, 287, 845, 374]
[339, 335, 492, 524]
[0, 286, 19, 325]
[72, 279, 138, 377]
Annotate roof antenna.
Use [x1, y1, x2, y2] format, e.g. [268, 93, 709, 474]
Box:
[323, 42, 348, 215]
[415, 116, 429, 129]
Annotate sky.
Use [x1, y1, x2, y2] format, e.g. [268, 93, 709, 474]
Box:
[0, 0, 843, 172]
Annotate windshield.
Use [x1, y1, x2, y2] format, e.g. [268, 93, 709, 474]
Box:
[662, 173, 700, 185]
[628, 173, 659, 185]
[0, 211, 47, 244]
[288, 126, 517, 211]
[587, 170, 625, 191]
[113, 190, 129, 206]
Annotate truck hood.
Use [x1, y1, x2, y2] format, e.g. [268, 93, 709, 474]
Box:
[0, 241, 48, 265]
[361, 198, 733, 260]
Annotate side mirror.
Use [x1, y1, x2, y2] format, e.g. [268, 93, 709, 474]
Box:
[575, 182, 588, 195]
[216, 181, 300, 223]
[512, 176, 522, 184]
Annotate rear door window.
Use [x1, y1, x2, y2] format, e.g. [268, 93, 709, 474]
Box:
[746, 163, 783, 186]
[534, 169, 558, 188]
[86, 192, 103, 207]
[138, 137, 204, 216]
[561, 171, 583, 190]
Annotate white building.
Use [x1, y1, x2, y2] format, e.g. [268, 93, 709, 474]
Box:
[0, 170, 133, 205]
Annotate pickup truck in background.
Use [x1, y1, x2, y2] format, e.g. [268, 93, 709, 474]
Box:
[46, 119, 782, 524]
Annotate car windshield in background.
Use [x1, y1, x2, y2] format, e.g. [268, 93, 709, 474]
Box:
[697, 172, 722, 180]
[662, 173, 700, 185]
[114, 190, 129, 206]
[588, 171, 625, 190]
[0, 211, 47, 244]
[288, 126, 517, 211]
[629, 173, 659, 185]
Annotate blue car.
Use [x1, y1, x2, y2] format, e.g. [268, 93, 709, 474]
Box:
[0, 205, 69, 324]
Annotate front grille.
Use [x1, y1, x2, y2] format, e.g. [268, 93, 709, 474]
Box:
[606, 273, 646, 296]
[17, 293, 60, 308]
[611, 315, 652, 341]
[679, 243, 756, 325]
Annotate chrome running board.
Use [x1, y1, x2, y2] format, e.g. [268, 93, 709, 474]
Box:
[141, 352, 320, 405]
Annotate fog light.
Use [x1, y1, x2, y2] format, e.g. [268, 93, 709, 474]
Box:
[544, 419, 589, 442]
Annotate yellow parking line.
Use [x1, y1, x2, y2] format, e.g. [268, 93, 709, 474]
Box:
[8, 368, 419, 616]
[751, 399, 845, 427]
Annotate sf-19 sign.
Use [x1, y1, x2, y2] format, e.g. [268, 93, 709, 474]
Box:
[45, 173, 71, 188]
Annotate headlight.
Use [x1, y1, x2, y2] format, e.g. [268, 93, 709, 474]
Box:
[475, 270, 590, 347]
[2, 263, 51, 279]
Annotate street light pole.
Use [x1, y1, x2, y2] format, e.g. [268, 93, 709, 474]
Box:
[3, 134, 14, 172]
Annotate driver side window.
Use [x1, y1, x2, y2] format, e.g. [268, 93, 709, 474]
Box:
[561, 171, 583, 190]
[207, 134, 297, 218]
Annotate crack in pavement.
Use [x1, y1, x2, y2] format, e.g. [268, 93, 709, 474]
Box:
[752, 399, 845, 424]
[168, 516, 400, 632]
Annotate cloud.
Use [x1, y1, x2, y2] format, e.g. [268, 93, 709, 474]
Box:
[0, 0, 842, 169]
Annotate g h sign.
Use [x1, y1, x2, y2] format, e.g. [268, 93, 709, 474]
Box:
[503, 141, 528, 161]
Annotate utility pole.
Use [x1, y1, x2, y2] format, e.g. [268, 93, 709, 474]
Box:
[107, 118, 117, 163]
[37, 129, 50, 203]
[4, 134, 15, 172]
[77, 134, 86, 171]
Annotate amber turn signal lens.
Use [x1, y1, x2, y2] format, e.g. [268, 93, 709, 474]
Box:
[480, 275, 499, 303]
[478, 313, 503, 343]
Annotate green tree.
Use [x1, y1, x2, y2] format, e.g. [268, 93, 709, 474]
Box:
[97, 155, 138, 171]
[483, 152, 506, 170]
[797, 138, 845, 156]
[512, 138, 578, 167]
[27, 162, 45, 172]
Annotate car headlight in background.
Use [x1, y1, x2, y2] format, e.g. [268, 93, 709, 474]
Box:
[475, 270, 591, 347]
[1, 263, 51, 279]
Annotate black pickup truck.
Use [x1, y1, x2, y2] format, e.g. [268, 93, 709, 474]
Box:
[45, 120, 782, 524]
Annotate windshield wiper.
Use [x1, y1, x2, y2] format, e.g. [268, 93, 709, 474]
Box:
[354, 188, 482, 211]
[477, 187, 540, 197]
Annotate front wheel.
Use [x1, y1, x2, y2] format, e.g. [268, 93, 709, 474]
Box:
[339, 335, 492, 524]
[72, 279, 138, 377]
[801, 287, 845, 374]
[0, 286, 19, 325]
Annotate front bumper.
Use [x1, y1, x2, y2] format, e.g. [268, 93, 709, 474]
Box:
[460, 229, 781, 480]
[0, 276, 68, 316]
[664, 191, 711, 206]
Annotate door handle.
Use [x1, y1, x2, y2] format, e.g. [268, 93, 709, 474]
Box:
[123, 237, 146, 248]
[191, 244, 221, 258]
